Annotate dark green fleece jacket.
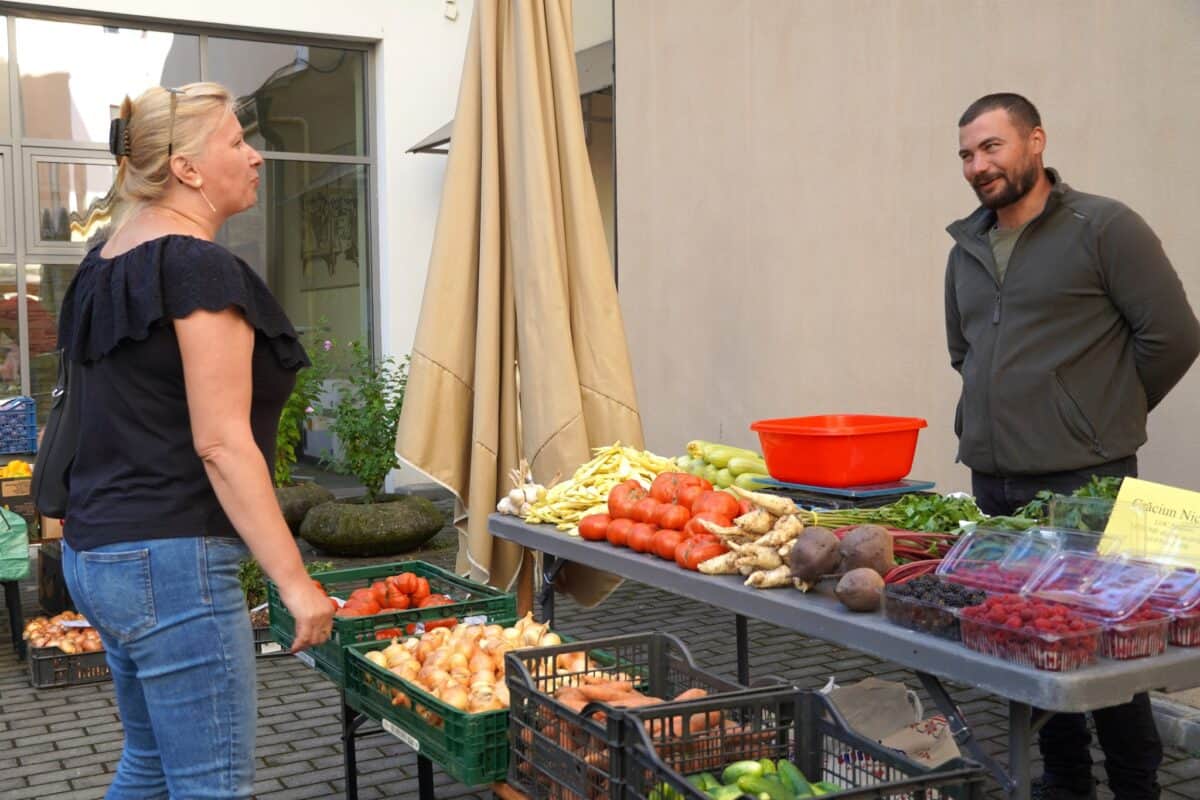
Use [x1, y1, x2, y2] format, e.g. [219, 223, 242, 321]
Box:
[945, 169, 1200, 476]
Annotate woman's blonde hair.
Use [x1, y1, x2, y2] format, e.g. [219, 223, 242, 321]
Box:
[113, 82, 235, 209]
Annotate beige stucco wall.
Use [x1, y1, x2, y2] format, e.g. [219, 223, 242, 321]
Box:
[614, 0, 1200, 493]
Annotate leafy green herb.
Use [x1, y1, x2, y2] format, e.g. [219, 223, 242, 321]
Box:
[238, 559, 334, 609]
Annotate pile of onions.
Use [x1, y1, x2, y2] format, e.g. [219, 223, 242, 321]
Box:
[22, 612, 103, 654]
[366, 612, 568, 714]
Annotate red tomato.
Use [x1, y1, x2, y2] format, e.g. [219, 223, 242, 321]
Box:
[369, 581, 389, 605]
[676, 484, 705, 510]
[628, 523, 657, 553]
[418, 594, 454, 608]
[691, 490, 740, 519]
[631, 497, 662, 524]
[348, 587, 375, 605]
[412, 577, 431, 604]
[374, 627, 403, 640]
[388, 572, 418, 595]
[606, 517, 635, 548]
[608, 480, 647, 519]
[684, 511, 733, 538]
[649, 472, 704, 504]
[385, 584, 410, 609]
[656, 504, 692, 531]
[651, 528, 685, 561]
[579, 513, 612, 541]
[676, 537, 730, 571]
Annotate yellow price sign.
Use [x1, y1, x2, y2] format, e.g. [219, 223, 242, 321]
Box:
[1101, 477, 1200, 567]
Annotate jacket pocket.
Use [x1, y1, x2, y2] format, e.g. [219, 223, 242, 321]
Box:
[1053, 371, 1108, 458]
[78, 549, 158, 643]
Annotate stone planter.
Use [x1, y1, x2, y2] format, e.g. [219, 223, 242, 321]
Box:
[275, 481, 336, 534]
[298, 494, 445, 557]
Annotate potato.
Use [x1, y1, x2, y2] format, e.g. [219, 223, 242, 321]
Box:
[788, 526, 841, 583]
[839, 524, 894, 576]
[835, 568, 885, 612]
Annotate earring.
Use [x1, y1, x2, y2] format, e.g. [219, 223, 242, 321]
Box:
[196, 185, 217, 214]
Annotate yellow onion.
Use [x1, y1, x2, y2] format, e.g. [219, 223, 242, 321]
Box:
[521, 621, 550, 647]
[365, 651, 388, 668]
[441, 686, 470, 712]
[382, 639, 409, 664]
[469, 669, 495, 689]
[449, 667, 472, 686]
[538, 631, 562, 648]
[447, 652, 470, 672]
[494, 682, 510, 707]
[468, 652, 493, 674]
[483, 624, 504, 639]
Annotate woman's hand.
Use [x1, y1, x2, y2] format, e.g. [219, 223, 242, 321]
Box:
[279, 576, 335, 653]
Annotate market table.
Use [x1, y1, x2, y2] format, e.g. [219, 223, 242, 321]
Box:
[490, 513, 1200, 800]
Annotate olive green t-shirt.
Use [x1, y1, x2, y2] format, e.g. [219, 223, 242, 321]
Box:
[987, 220, 1031, 284]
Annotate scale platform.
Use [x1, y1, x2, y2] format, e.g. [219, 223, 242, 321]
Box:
[757, 477, 935, 509]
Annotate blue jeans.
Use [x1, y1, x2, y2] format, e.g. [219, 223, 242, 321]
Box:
[63, 536, 256, 799]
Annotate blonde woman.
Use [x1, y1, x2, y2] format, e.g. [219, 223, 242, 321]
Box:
[56, 83, 333, 797]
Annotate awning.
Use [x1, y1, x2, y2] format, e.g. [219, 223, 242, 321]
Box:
[407, 38, 613, 155]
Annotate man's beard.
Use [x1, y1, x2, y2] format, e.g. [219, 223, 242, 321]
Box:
[974, 162, 1041, 210]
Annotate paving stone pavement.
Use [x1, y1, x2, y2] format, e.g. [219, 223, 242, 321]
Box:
[3, 540, 1199, 799]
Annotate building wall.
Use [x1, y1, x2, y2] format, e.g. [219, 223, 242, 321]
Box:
[614, 0, 1200, 492]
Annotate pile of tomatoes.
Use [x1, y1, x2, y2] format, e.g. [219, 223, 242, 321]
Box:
[577, 472, 746, 571]
[333, 571, 459, 635]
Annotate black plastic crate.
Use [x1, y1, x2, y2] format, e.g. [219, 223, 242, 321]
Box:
[505, 632, 747, 800]
[37, 540, 75, 615]
[620, 688, 987, 800]
[29, 646, 111, 689]
[253, 625, 284, 656]
[267, 560, 515, 684]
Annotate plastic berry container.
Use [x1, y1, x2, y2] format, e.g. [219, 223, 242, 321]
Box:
[1098, 606, 1169, 659]
[1169, 608, 1200, 647]
[957, 595, 1101, 671]
[1023, 552, 1170, 660]
[936, 528, 1062, 594]
[883, 576, 986, 641]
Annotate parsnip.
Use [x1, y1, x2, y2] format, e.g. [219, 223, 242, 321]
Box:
[734, 544, 782, 570]
[746, 565, 793, 588]
[734, 508, 775, 535]
[696, 518, 742, 538]
[754, 519, 803, 548]
[778, 540, 795, 559]
[730, 486, 799, 517]
[698, 551, 741, 575]
[793, 577, 817, 592]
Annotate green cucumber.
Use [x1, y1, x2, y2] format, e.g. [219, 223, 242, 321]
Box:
[698, 772, 721, 791]
[708, 785, 745, 800]
[776, 760, 812, 796]
[759, 758, 777, 775]
[721, 760, 765, 785]
[737, 774, 795, 800]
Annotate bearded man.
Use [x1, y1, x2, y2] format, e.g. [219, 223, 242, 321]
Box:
[945, 93, 1199, 800]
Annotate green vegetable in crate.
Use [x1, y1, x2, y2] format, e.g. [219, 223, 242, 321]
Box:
[759, 758, 777, 775]
[737, 773, 795, 800]
[776, 760, 812, 796]
[728, 456, 769, 476]
[708, 786, 747, 800]
[649, 783, 686, 800]
[688, 440, 762, 469]
[722, 760, 765, 785]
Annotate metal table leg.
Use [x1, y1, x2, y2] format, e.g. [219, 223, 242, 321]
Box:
[418, 754, 436, 800]
[917, 671, 1052, 800]
[735, 614, 750, 686]
[536, 554, 565, 626]
[341, 693, 369, 800]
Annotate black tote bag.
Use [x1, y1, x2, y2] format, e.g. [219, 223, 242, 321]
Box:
[31, 352, 79, 518]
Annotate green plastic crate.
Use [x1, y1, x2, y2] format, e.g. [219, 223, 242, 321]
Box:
[344, 638, 510, 786]
[267, 560, 516, 684]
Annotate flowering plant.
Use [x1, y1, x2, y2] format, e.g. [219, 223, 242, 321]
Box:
[274, 334, 334, 487]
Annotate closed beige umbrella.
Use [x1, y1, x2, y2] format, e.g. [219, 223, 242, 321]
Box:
[395, 0, 642, 606]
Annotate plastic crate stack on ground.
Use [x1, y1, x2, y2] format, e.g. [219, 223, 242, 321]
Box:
[0, 396, 37, 455]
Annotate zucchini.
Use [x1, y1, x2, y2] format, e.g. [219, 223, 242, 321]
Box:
[702, 444, 761, 469]
[759, 758, 777, 775]
[721, 760, 765, 786]
[728, 456, 769, 476]
[737, 774, 795, 800]
[776, 760, 812, 796]
[698, 773, 721, 791]
[734, 472, 774, 490]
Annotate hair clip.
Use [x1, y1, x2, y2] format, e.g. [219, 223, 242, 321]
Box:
[108, 118, 131, 159]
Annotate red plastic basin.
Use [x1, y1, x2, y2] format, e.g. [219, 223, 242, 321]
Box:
[750, 414, 928, 488]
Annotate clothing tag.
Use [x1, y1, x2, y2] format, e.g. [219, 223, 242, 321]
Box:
[294, 650, 316, 668]
[331, 596, 347, 608]
[59, 619, 92, 628]
[462, 615, 488, 626]
[250, 602, 269, 613]
[382, 719, 420, 751]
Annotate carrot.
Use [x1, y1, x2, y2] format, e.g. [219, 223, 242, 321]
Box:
[578, 681, 634, 701]
[554, 686, 587, 704]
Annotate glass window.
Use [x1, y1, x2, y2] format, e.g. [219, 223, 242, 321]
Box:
[208, 38, 366, 156]
[0, 264, 19, 400]
[216, 160, 366, 349]
[31, 158, 116, 244]
[16, 18, 199, 142]
[26, 263, 75, 423]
